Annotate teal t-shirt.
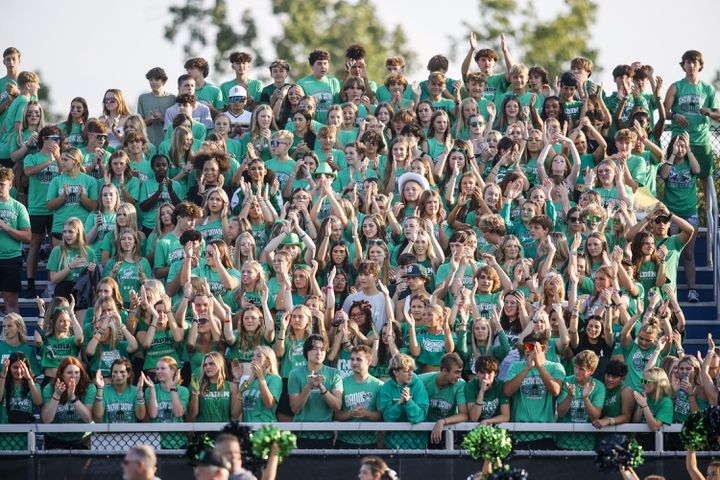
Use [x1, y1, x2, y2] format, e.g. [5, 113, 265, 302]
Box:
[288, 364, 343, 439]
[100, 384, 140, 423]
[196, 381, 232, 422]
[46, 172, 99, 233]
[297, 74, 341, 124]
[420, 371, 466, 422]
[241, 374, 283, 422]
[47, 245, 97, 282]
[555, 376, 606, 450]
[464, 379, 508, 420]
[0, 197, 29, 259]
[337, 374, 384, 445]
[41, 383, 97, 442]
[24, 152, 59, 216]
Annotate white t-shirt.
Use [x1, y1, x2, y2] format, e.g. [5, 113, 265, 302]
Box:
[342, 290, 387, 331]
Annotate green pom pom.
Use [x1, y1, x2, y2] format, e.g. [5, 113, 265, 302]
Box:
[251, 426, 297, 464]
[627, 439, 644, 468]
[682, 411, 709, 451]
[462, 425, 513, 463]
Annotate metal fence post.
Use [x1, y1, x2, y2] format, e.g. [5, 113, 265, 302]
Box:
[445, 428, 454, 451]
[655, 430, 664, 453]
[27, 431, 35, 453]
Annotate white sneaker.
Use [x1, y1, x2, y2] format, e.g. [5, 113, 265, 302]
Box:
[688, 290, 700, 303]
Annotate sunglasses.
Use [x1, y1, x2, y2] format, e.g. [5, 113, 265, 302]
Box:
[468, 121, 483, 128]
[229, 96, 246, 103]
[567, 216, 581, 223]
[197, 318, 208, 325]
[523, 342, 535, 352]
[94, 133, 109, 141]
[270, 139, 290, 147]
[44, 135, 61, 142]
[586, 215, 602, 223]
[654, 216, 670, 224]
[640, 378, 656, 385]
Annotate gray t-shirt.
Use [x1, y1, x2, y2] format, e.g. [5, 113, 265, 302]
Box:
[342, 290, 388, 330]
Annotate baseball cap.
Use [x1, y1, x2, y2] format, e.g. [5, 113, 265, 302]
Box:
[189, 448, 231, 470]
[405, 263, 429, 279]
[229, 85, 248, 98]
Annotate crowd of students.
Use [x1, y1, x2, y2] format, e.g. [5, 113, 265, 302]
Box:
[0, 35, 718, 452]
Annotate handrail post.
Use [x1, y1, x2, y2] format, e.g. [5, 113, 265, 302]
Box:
[655, 429, 664, 453]
[445, 427, 454, 450]
[27, 431, 35, 453]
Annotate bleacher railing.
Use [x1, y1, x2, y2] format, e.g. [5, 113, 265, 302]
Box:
[0, 422, 697, 456]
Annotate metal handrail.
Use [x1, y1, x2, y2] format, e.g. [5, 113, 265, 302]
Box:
[708, 178, 720, 316]
[0, 422, 687, 456]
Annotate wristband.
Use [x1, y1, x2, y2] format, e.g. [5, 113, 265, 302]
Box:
[170, 387, 178, 392]
[52, 395, 61, 401]
[609, 417, 615, 426]
[474, 401, 483, 406]
[70, 396, 79, 403]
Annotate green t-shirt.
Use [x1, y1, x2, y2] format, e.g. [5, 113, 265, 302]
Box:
[0, 342, 40, 376]
[196, 217, 224, 244]
[128, 157, 155, 183]
[153, 232, 184, 271]
[506, 359, 566, 442]
[195, 82, 224, 110]
[420, 372, 466, 422]
[0, 94, 30, 145]
[264, 157, 296, 192]
[58, 122, 85, 148]
[100, 384, 140, 423]
[556, 376, 606, 450]
[47, 245, 97, 282]
[482, 73, 510, 103]
[416, 331, 457, 368]
[146, 385, 190, 449]
[84, 211, 116, 264]
[288, 364, 343, 439]
[86, 339, 130, 377]
[138, 178, 186, 230]
[279, 337, 307, 378]
[669, 78, 719, 145]
[663, 162, 698, 216]
[104, 258, 153, 305]
[220, 79, 264, 106]
[464, 379, 508, 420]
[643, 395, 673, 426]
[0, 381, 41, 423]
[0, 197, 29, 259]
[105, 176, 141, 205]
[196, 381, 232, 422]
[241, 374, 283, 422]
[297, 74, 341, 124]
[622, 341, 661, 392]
[656, 234, 688, 293]
[39, 335, 81, 370]
[674, 389, 708, 423]
[24, 152, 58, 215]
[337, 374, 384, 445]
[41, 383, 97, 442]
[46, 172, 99, 233]
[142, 328, 181, 371]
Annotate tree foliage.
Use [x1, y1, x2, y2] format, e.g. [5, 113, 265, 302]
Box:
[165, 0, 415, 83]
[164, 0, 265, 75]
[463, 0, 599, 79]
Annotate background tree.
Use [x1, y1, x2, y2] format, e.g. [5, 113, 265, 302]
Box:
[165, 0, 415, 83]
[458, 0, 600, 79]
[272, 0, 415, 81]
[164, 0, 265, 76]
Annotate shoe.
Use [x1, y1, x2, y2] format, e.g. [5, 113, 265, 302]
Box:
[23, 284, 37, 299]
[688, 289, 700, 303]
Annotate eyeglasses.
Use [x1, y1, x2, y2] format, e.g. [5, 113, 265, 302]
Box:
[270, 139, 290, 147]
[44, 135, 61, 142]
[567, 216, 581, 224]
[640, 378, 656, 385]
[654, 216, 670, 224]
[229, 96, 246, 103]
[468, 121, 483, 128]
[93, 133, 109, 141]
